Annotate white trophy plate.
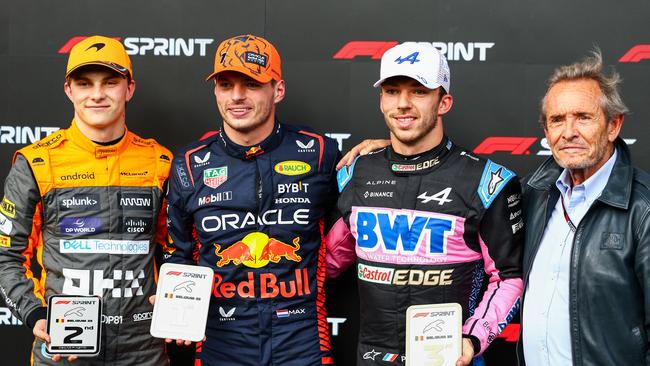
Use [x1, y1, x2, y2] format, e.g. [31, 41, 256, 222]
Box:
[406, 303, 462, 366]
[150, 263, 214, 342]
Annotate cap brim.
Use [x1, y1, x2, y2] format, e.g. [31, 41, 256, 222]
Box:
[373, 73, 441, 90]
[66, 62, 129, 78]
[205, 66, 274, 83]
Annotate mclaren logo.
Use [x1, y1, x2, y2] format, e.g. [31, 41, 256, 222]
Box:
[86, 43, 105, 52]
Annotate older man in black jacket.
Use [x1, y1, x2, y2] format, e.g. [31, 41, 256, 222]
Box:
[518, 51, 650, 365]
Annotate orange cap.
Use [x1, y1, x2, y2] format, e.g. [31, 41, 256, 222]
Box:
[66, 36, 132, 79]
[206, 34, 282, 83]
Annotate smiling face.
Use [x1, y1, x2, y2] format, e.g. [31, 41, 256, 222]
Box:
[214, 71, 285, 146]
[379, 76, 452, 155]
[64, 66, 135, 141]
[543, 78, 623, 184]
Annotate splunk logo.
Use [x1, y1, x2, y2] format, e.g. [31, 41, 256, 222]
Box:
[333, 41, 494, 61]
[473, 136, 638, 155]
[59, 36, 214, 57]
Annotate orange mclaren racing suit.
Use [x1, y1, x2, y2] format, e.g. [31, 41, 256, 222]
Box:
[0, 120, 171, 365]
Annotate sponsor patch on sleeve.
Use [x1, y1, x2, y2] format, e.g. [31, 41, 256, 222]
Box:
[336, 157, 359, 192]
[0, 235, 11, 247]
[0, 212, 13, 235]
[0, 197, 16, 218]
[477, 160, 515, 209]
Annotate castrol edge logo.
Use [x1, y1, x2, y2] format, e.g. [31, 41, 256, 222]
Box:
[274, 161, 311, 176]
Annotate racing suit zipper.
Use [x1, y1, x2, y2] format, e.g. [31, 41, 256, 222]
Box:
[256, 165, 262, 212]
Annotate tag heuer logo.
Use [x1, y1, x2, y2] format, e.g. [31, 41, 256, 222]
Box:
[203, 167, 227, 188]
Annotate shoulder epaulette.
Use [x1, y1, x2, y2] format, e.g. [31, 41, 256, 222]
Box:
[477, 159, 516, 209]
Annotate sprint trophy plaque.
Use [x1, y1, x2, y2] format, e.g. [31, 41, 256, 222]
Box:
[46, 295, 102, 356]
[406, 303, 462, 366]
[150, 263, 214, 342]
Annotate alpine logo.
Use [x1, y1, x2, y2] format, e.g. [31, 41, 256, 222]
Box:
[296, 139, 316, 153]
[334, 41, 494, 61]
[417, 187, 452, 205]
[193, 152, 211, 167]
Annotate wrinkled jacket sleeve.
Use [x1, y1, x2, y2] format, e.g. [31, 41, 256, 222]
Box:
[324, 163, 357, 279]
[164, 157, 196, 265]
[0, 154, 47, 329]
[463, 179, 524, 355]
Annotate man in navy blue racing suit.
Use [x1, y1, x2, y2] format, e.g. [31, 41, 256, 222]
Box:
[164, 34, 340, 366]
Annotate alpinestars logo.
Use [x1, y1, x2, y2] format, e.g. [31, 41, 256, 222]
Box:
[334, 41, 494, 61]
[296, 139, 316, 153]
[488, 169, 504, 195]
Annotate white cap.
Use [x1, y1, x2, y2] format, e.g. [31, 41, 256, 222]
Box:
[373, 42, 450, 93]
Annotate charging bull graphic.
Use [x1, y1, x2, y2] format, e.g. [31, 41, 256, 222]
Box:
[214, 232, 301, 268]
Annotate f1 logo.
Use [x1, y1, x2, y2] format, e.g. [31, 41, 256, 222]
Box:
[333, 41, 398, 60]
[619, 45, 650, 63]
[473, 137, 537, 155]
[58, 36, 121, 54]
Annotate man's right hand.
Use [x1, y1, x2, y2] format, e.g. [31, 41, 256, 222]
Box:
[336, 139, 390, 170]
[33, 319, 78, 362]
[148, 295, 195, 346]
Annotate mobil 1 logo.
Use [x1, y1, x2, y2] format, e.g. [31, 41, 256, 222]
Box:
[46, 295, 102, 356]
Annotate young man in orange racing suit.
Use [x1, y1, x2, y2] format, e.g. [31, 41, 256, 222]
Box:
[164, 34, 340, 366]
[0, 36, 171, 365]
[325, 42, 524, 366]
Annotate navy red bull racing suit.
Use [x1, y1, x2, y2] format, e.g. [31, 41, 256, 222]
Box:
[325, 137, 524, 365]
[0, 121, 171, 365]
[165, 121, 340, 365]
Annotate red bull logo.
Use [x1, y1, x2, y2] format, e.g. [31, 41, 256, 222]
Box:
[245, 146, 264, 159]
[213, 232, 301, 268]
[213, 268, 310, 299]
